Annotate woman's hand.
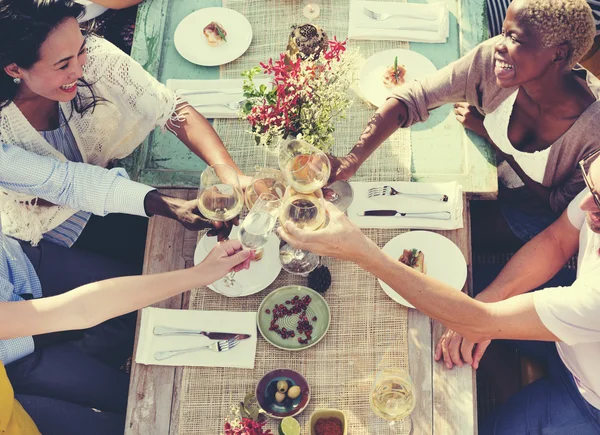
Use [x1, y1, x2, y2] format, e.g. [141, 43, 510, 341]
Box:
[173, 199, 238, 240]
[454, 102, 487, 139]
[277, 201, 374, 262]
[435, 327, 491, 370]
[327, 153, 360, 183]
[196, 239, 253, 284]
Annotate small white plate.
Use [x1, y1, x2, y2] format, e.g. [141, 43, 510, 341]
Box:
[174, 7, 253, 67]
[193, 226, 282, 297]
[379, 231, 467, 308]
[359, 48, 437, 107]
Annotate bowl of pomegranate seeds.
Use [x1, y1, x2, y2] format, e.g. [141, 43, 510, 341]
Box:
[310, 409, 347, 435]
[255, 368, 310, 419]
[257, 285, 330, 351]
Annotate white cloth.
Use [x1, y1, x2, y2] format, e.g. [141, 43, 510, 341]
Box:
[166, 78, 271, 119]
[74, 0, 109, 23]
[534, 188, 600, 409]
[348, 1, 449, 43]
[483, 90, 552, 189]
[0, 36, 179, 245]
[347, 181, 463, 230]
[135, 307, 258, 368]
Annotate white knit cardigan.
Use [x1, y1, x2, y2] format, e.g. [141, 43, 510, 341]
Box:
[0, 36, 179, 245]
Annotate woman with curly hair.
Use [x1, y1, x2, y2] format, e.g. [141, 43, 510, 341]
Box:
[329, 0, 600, 251]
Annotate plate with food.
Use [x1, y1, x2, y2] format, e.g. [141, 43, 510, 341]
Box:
[359, 48, 437, 107]
[174, 7, 253, 67]
[256, 369, 310, 419]
[257, 286, 330, 351]
[379, 230, 467, 308]
[194, 225, 281, 297]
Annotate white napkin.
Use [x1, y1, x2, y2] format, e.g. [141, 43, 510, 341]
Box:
[348, 1, 449, 43]
[348, 181, 463, 230]
[135, 307, 258, 368]
[166, 78, 271, 119]
[74, 0, 108, 23]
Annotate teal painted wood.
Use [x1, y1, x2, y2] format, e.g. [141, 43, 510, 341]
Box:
[127, 0, 495, 199]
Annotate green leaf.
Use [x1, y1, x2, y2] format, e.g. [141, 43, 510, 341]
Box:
[216, 25, 227, 42]
[394, 56, 398, 75]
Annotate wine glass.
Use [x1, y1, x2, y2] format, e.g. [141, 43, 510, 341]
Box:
[197, 164, 244, 296]
[323, 180, 354, 212]
[245, 168, 287, 209]
[370, 368, 416, 431]
[225, 193, 282, 288]
[303, 0, 321, 20]
[278, 187, 325, 275]
[279, 138, 331, 194]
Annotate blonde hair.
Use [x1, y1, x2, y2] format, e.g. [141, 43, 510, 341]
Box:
[515, 0, 595, 69]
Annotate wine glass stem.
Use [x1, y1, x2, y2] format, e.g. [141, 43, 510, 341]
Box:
[223, 271, 236, 287]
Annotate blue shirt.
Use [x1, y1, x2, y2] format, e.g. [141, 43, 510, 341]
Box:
[0, 142, 155, 364]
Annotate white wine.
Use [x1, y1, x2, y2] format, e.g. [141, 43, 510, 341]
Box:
[239, 211, 277, 250]
[245, 177, 286, 209]
[198, 184, 243, 222]
[285, 154, 330, 194]
[279, 193, 325, 231]
[370, 377, 415, 421]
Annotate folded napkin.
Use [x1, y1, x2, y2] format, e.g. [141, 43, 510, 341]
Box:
[166, 78, 271, 119]
[348, 181, 463, 230]
[135, 307, 258, 368]
[348, 1, 449, 43]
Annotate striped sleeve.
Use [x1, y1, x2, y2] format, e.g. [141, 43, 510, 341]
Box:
[485, 0, 511, 37]
[588, 0, 600, 34]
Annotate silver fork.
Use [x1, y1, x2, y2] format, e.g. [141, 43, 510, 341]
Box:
[367, 185, 448, 202]
[363, 6, 438, 22]
[192, 101, 243, 110]
[153, 336, 240, 361]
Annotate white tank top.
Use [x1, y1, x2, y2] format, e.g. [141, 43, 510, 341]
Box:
[483, 90, 551, 189]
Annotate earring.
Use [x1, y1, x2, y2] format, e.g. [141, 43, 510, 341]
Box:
[13, 78, 21, 85]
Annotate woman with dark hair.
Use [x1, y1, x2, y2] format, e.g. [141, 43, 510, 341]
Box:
[0, 0, 247, 264]
[328, 0, 600, 251]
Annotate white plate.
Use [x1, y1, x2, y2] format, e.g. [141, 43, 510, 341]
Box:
[174, 7, 253, 67]
[379, 231, 467, 308]
[359, 49, 437, 107]
[193, 226, 282, 297]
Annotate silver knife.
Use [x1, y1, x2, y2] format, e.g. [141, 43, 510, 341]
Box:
[153, 326, 251, 340]
[359, 210, 451, 220]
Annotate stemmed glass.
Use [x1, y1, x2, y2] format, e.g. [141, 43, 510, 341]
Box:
[303, 0, 321, 20]
[370, 368, 416, 432]
[245, 168, 287, 209]
[197, 164, 244, 296]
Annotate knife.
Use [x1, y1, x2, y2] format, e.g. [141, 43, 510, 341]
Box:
[359, 210, 452, 220]
[153, 326, 251, 340]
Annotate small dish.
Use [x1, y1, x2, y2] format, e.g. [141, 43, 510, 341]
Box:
[310, 409, 347, 435]
[256, 369, 310, 419]
[257, 286, 330, 351]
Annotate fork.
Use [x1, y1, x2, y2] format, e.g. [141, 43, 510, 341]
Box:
[367, 185, 448, 202]
[363, 6, 438, 22]
[153, 336, 240, 361]
[192, 101, 243, 110]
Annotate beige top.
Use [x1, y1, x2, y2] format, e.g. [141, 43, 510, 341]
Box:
[392, 36, 600, 213]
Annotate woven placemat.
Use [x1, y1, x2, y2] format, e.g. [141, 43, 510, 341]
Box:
[179, 1, 413, 433]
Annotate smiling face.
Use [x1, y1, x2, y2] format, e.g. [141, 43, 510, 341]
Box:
[493, 0, 560, 88]
[7, 17, 87, 102]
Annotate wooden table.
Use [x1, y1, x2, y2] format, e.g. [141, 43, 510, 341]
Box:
[125, 190, 476, 435]
[125, 0, 490, 432]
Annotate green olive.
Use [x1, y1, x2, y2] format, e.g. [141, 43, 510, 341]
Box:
[277, 380, 288, 393]
[275, 391, 286, 403]
[287, 385, 301, 399]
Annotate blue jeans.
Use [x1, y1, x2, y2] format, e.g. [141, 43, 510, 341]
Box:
[474, 264, 600, 434]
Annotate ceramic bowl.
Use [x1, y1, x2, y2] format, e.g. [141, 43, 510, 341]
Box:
[255, 369, 310, 419]
[309, 408, 347, 435]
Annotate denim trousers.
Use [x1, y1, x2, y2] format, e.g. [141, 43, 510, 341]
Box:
[474, 264, 600, 435]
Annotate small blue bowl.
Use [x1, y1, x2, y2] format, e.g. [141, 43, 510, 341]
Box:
[255, 369, 310, 419]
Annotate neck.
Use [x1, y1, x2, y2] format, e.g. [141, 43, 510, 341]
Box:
[520, 69, 576, 110]
[13, 87, 59, 131]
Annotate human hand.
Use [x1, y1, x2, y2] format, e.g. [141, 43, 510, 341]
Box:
[238, 174, 252, 191]
[327, 153, 360, 183]
[454, 103, 487, 138]
[173, 198, 239, 240]
[277, 201, 374, 262]
[196, 239, 253, 284]
[434, 327, 491, 370]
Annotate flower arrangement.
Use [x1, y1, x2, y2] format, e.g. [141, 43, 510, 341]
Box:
[223, 418, 272, 435]
[240, 34, 359, 152]
[221, 394, 272, 435]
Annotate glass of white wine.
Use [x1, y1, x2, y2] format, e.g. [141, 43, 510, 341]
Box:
[279, 138, 331, 194]
[197, 164, 244, 296]
[278, 187, 325, 275]
[245, 168, 287, 210]
[370, 368, 416, 431]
